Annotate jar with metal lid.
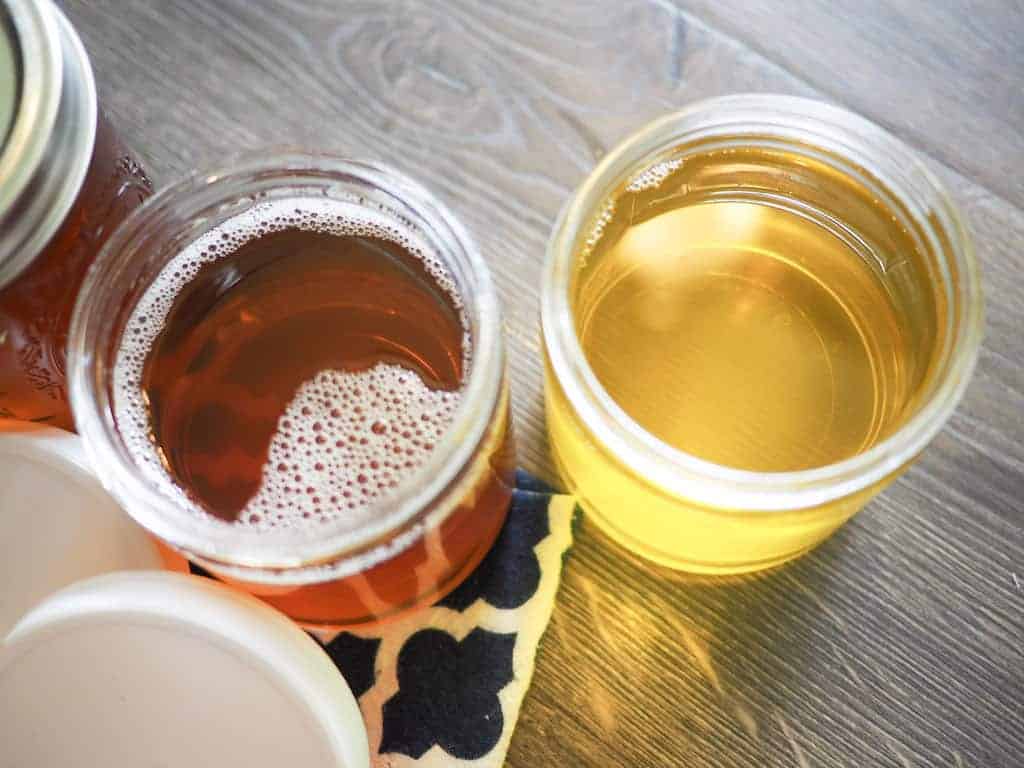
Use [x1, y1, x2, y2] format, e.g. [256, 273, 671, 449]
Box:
[0, 0, 151, 429]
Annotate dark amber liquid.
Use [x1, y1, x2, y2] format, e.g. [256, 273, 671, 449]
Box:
[0, 112, 152, 428]
[143, 227, 467, 519]
[139, 223, 513, 627]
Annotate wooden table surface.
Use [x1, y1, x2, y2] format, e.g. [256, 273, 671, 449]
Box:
[63, 1, 1023, 765]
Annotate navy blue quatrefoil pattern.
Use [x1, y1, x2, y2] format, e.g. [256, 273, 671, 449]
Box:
[437, 485, 551, 612]
[323, 632, 382, 699]
[380, 628, 515, 760]
[318, 474, 574, 768]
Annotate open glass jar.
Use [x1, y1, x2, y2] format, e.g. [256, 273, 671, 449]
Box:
[69, 153, 514, 628]
[542, 94, 983, 574]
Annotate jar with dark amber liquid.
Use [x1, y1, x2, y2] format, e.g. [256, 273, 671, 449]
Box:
[0, 0, 151, 429]
[70, 154, 515, 629]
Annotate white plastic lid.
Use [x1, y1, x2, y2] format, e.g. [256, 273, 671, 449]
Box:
[1, 571, 370, 767]
[0, 422, 163, 635]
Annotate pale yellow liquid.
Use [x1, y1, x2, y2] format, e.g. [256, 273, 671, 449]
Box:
[578, 200, 906, 472]
[547, 146, 942, 571]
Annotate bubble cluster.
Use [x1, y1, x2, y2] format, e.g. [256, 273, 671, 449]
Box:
[582, 198, 616, 257]
[580, 159, 684, 258]
[112, 197, 467, 527]
[241, 362, 460, 530]
[626, 158, 683, 192]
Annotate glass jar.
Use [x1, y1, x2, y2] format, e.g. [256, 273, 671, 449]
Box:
[0, 0, 152, 429]
[541, 94, 983, 574]
[69, 153, 514, 628]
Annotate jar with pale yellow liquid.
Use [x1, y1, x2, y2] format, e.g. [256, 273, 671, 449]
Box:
[541, 94, 983, 574]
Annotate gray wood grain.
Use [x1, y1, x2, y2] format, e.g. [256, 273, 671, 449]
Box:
[668, 0, 1024, 210]
[60, 1, 1023, 765]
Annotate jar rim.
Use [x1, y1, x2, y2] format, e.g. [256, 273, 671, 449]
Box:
[0, 0, 59, 214]
[0, 3, 21, 144]
[69, 151, 505, 571]
[541, 93, 984, 511]
[0, 0, 96, 288]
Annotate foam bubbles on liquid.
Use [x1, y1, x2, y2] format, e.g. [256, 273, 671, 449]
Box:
[243, 362, 459, 530]
[113, 197, 467, 528]
[582, 198, 616, 257]
[626, 158, 682, 192]
[582, 159, 683, 257]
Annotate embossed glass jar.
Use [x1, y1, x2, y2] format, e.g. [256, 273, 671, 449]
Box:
[0, 0, 151, 429]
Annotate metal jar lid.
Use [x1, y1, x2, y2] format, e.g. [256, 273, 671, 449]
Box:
[0, 0, 96, 290]
[0, 4, 17, 143]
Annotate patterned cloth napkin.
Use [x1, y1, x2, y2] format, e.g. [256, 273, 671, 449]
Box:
[315, 472, 574, 767]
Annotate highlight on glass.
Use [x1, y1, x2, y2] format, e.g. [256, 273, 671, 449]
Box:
[69, 153, 514, 628]
[542, 94, 983, 574]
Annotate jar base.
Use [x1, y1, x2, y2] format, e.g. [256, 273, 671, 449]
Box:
[550, 441, 838, 576]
